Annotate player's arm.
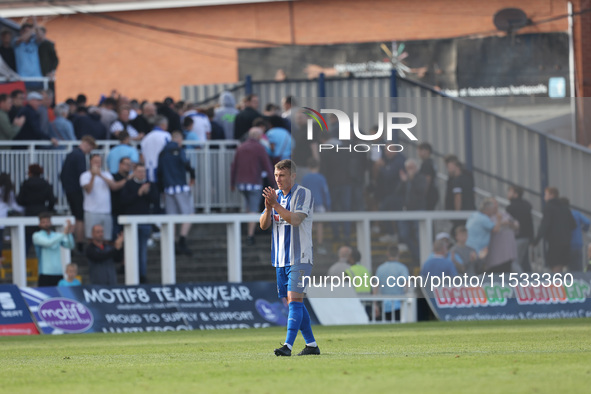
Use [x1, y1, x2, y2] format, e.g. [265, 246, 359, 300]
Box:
[273, 203, 306, 227]
[262, 186, 306, 227]
[260, 189, 273, 230]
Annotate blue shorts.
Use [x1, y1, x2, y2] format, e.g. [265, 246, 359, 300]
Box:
[276, 263, 313, 299]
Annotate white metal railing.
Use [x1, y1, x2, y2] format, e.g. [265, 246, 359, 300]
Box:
[0, 139, 241, 213]
[0, 216, 74, 287]
[117, 211, 474, 286]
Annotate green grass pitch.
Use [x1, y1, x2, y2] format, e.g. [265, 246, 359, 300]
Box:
[1, 318, 590, 393]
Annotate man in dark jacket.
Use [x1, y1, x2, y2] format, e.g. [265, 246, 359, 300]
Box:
[73, 106, 107, 140]
[60, 135, 96, 251]
[13, 91, 58, 146]
[233, 94, 262, 141]
[532, 187, 576, 273]
[506, 185, 534, 272]
[120, 163, 159, 283]
[157, 131, 195, 255]
[85, 224, 123, 285]
[396, 158, 427, 265]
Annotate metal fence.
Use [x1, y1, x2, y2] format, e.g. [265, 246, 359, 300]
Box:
[0, 140, 242, 214]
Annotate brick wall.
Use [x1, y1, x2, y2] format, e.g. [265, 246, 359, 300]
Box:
[30, 0, 571, 102]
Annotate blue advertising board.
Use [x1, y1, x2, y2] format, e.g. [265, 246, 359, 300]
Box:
[20, 282, 317, 335]
[0, 284, 39, 336]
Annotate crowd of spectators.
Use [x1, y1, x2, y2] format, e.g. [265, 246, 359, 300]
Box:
[0, 85, 589, 288]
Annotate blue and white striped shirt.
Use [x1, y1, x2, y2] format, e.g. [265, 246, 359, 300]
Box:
[266, 184, 314, 268]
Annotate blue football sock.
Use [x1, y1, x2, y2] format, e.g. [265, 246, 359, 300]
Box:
[300, 304, 316, 346]
[285, 301, 304, 347]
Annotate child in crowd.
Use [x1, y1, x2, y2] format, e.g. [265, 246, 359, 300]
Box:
[58, 263, 81, 287]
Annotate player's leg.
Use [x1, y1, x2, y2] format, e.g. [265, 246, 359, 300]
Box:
[290, 264, 320, 356]
[274, 267, 292, 356]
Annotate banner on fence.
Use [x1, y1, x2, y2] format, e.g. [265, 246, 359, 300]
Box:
[19, 282, 318, 334]
[423, 273, 591, 321]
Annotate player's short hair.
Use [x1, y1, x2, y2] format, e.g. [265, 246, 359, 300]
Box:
[275, 159, 296, 174]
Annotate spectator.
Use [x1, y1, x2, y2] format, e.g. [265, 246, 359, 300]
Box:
[420, 239, 458, 279]
[214, 91, 238, 140]
[345, 248, 371, 295]
[33, 213, 75, 287]
[80, 154, 123, 242]
[532, 187, 576, 273]
[183, 103, 211, 143]
[327, 245, 352, 277]
[12, 21, 43, 83]
[37, 26, 59, 79]
[8, 89, 25, 122]
[396, 158, 428, 265]
[374, 245, 410, 321]
[0, 173, 22, 267]
[562, 198, 590, 272]
[85, 224, 123, 285]
[374, 145, 407, 242]
[65, 98, 77, 119]
[417, 142, 439, 210]
[131, 101, 156, 135]
[60, 135, 96, 251]
[75, 93, 87, 108]
[263, 103, 280, 117]
[266, 115, 292, 163]
[141, 115, 170, 183]
[485, 200, 519, 273]
[17, 164, 55, 253]
[38, 89, 55, 138]
[73, 106, 107, 140]
[230, 127, 274, 246]
[506, 185, 534, 272]
[13, 91, 58, 146]
[0, 93, 24, 140]
[110, 106, 142, 140]
[301, 158, 330, 254]
[450, 226, 479, 275]
[0, 29, 16, 72]
[110, 157, 133, 240]
[106, 130, 139, 174]
[234, 94, 262, 141]
[120, 163, 158, 283]
[97, 96, 118, 131]
[281, 95, 294, 124]
[58, 263, 81, 287]
[466, 198, 503, 257]
[158, 131, 196, 255]
[157, 97, 182, 132]
[205, 106, 226, 144]
[17, 164, 55, 216]
[51, 103, 76, 141]
[181, 116, 198, 147]
[444, 154, 475, 231]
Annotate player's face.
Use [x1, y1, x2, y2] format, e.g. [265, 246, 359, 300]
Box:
[274, 168, 295, 192]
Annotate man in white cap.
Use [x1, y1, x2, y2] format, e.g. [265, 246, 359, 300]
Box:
[13, 91, 58, 146]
